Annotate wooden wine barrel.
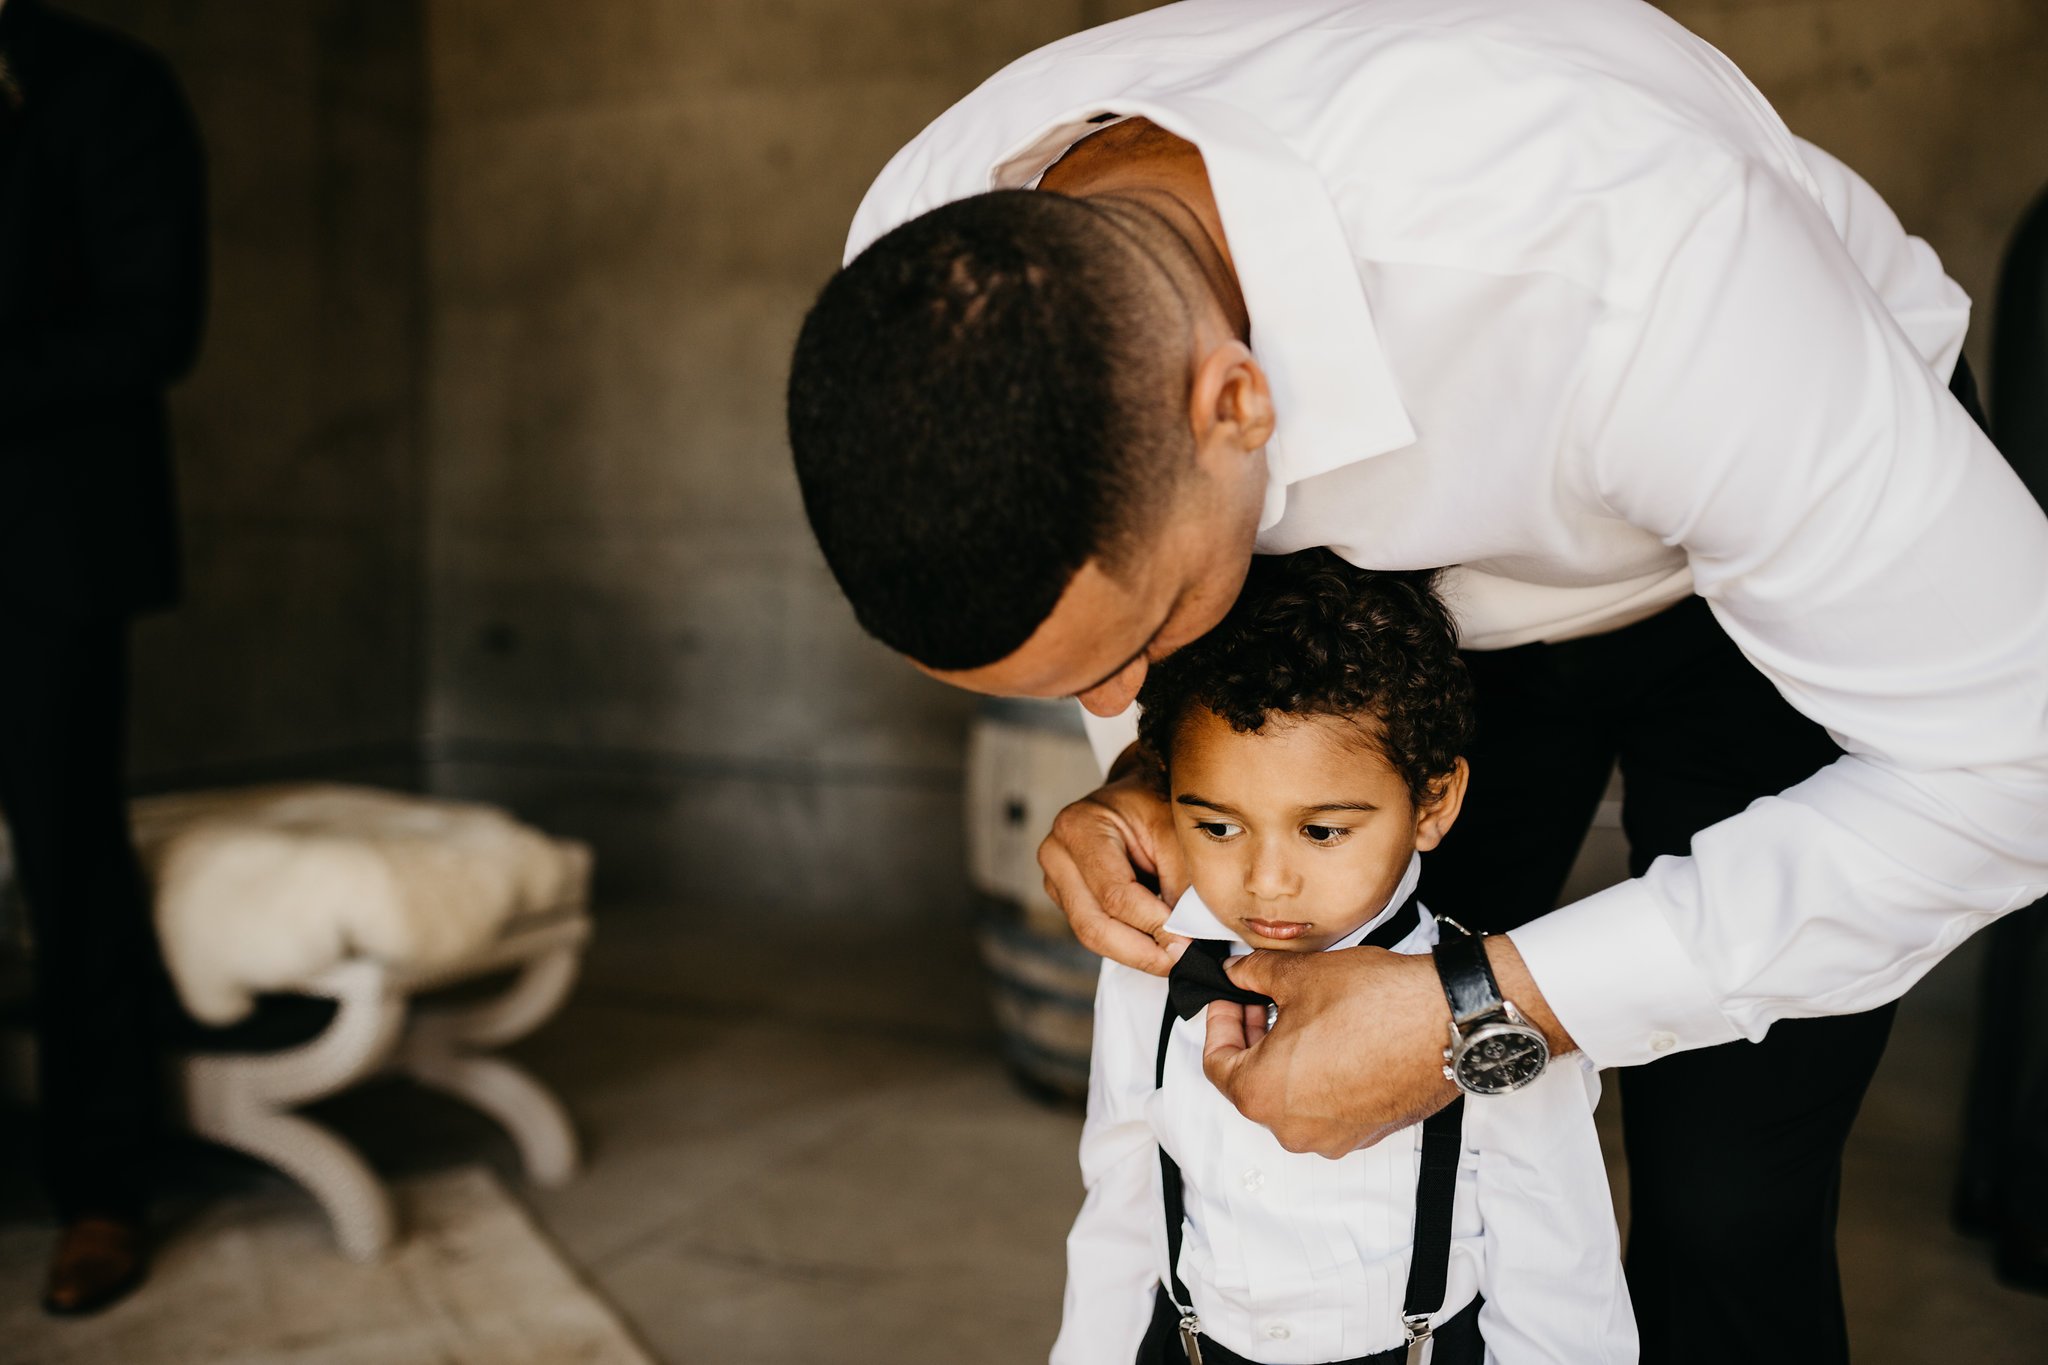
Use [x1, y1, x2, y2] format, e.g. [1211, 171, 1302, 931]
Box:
[964, 698, 1106, 1101]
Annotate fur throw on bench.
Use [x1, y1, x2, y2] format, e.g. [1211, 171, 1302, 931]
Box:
[129, 784, 591, 1025]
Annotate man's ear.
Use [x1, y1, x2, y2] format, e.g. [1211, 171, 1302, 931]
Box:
[1188, 339, 1275, 469]
[1412, 757, 1469, 853]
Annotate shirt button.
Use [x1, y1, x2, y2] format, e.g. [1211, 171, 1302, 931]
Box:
[1265, 1323, 1292, 1341]
[1240, 1167, 1264, 1192]
[1648, 1031, 1678, 1054]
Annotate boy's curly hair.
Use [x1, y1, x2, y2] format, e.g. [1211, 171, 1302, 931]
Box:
[1136, 550, 1475, 805]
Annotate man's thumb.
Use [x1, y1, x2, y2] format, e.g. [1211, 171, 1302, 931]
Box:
[1222, 948, 1296, 998]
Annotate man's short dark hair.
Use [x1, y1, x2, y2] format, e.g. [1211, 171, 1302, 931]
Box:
[787, 190, 1186, 670]
[1136, 550, 1476, 805]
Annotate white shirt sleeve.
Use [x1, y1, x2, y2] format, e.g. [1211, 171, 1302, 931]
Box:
[1050, 959, 1167, 1365]
[1515, 154, 2048, 1066]
[1789, 136, 1971, 380]
[1467, 1060, 1637, 1364]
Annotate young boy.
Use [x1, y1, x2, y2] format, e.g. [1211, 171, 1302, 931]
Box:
[1051, 550, 1635, 1365]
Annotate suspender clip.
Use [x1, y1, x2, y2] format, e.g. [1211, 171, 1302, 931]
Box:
[1402, 1311, 1433, 1364]
[1177, 1309, 1204, 1364]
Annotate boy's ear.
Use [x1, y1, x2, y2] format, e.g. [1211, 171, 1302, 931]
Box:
[1412, 757, 1469, 853]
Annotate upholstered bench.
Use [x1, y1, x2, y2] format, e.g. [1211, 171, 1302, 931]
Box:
[126, 784, 594, 1261]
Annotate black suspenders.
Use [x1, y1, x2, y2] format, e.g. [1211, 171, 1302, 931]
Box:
[1154, 991, 1206, 1362]
[1152, 899, 1470, 1365]
[1400, 1100, 1467, 1359]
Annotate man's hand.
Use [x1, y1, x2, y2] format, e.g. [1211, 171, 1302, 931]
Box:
[1203, 936, 1576, 1156]
[1038, 768, 1189, 976]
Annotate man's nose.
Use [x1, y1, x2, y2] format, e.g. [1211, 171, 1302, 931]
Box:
[1077, 656, 1148, 717]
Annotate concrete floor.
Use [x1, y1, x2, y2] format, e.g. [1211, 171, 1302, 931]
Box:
[7, 882, 2048, 1363]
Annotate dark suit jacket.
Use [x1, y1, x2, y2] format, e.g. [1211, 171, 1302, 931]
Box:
[0, 0, 205, 620]
[1994, 187, 2048, 510]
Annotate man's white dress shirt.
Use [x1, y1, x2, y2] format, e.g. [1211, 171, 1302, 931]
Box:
[1053, 856, 1636, 1364]
[846, 0, 2048, 1066]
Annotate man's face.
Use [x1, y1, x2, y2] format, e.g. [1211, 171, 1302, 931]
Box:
[922, 282, 1275, 715]
[925, 473, 1264, 716]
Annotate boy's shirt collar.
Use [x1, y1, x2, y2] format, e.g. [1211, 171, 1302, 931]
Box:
[1163, 852, 1423, 955]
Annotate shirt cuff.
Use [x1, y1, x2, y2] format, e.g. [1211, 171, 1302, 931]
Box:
[1508, 879, 1742, 1068]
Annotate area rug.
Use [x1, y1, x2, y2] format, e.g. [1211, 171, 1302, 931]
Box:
[0, 1166, 654, 1365]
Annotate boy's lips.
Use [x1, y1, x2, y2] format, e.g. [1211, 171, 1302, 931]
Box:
[1242, 917, 1311, 940]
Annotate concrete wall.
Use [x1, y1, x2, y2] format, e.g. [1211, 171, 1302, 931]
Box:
[65, 0, 428, 788]
[417, 1, 1164, 913]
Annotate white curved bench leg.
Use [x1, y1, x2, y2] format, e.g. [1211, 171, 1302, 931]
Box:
[208, 1105, 397, 1261]
[398, 942, 584, 1185]
[182, 961, 407, 1261]
[406, 1049, 579, 1185]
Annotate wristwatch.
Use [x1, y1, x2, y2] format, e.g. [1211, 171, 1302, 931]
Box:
[1432, 917, 1549, 1095]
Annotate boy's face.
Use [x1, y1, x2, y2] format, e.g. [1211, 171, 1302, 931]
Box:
[1168, 707, 1466, 953]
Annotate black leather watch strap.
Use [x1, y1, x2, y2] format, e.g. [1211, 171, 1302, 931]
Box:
[1432, 928, 1505, 1024]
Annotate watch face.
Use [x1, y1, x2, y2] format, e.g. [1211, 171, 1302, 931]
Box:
[1454, 1023, 1549, 1094]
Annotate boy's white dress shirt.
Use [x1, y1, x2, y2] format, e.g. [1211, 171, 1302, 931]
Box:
[846, 0, 2048, 1069]
[1053, 856, 1637, 1365]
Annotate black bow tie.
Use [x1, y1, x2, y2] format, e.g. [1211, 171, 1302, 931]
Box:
[1165, 893, 1427, 1021]
[1167, 939, 1271, 1021]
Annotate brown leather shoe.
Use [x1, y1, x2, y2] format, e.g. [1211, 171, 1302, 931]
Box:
[40, 1215, 148, 1316]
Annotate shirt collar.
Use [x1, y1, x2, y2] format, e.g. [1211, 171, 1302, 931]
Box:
[1163, 851, 1424, 954]
[984, 97, 1417, 530]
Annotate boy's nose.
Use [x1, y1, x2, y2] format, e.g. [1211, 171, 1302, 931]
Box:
[1243, 842, 1299, 899]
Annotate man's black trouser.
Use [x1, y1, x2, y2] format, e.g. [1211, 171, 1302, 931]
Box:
[0, 608, 172, 1221]
[1418, 591, 1893, 1365]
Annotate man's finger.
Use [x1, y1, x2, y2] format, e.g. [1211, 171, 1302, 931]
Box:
[1044, 801, 1173, 938]
[1153, 927, 1193, 965]
[1040, 839, 1176, 974]
[1203, 997, 1250, 1072]
[1086, 915, 1177, 974]
[1221, 947, 1305, 999]
[1241, 1000, 1268, 1047]
[1066, 890, 1175, 973]
[1099, 876, 1172, 938]
[1058, 795, 1161, 881]
[1202, 999, 1281, 1127]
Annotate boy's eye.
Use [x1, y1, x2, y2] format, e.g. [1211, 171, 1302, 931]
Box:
[1301, 824, 1348, 845]
[1193, 820, 1242, 840]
